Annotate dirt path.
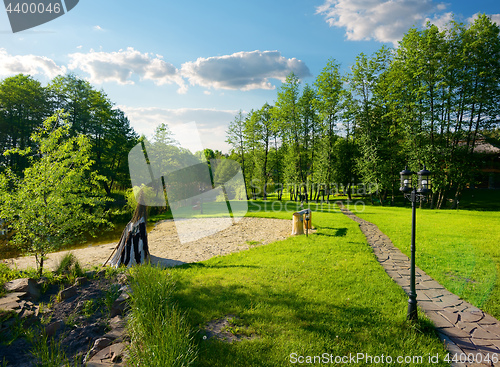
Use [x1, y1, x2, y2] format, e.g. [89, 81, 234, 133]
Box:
[2, 217, 291, 271]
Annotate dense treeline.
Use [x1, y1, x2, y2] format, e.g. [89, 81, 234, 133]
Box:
[226, 15, 500, 208]
[0, 73, 138, 194]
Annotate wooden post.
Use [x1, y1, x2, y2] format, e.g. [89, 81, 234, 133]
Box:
[292, 209, 312, 235]
[291, 212, 304, 235]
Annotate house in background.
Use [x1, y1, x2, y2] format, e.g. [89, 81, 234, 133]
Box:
[473, 138, 500, 189]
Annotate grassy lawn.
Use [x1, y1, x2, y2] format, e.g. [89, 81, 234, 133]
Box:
[136, 206, 450, 366]
[353, 206, 500, 318]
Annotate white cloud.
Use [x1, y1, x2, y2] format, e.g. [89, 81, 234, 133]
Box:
[68, 47, 187, 93]
[425, 12, 454, 31]
[119, 106, 240, 153]
[0, 48, 66, 79]
[181, 50, 311, 90]
[317, 0, 449, 44]
[93, 25, 104, 31]
[468, 13, 500, 26]
[0, 47, 311, 94]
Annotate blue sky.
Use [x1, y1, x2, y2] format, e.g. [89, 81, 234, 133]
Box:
[0, 0, 499, 152]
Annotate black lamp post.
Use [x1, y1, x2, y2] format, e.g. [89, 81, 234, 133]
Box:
[399, 166, 432, 321]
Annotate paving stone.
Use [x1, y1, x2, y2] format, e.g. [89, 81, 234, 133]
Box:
[441, 297, 464, 309]
[442, 327, 475, 339]
[473, 328, 500, 340]
[456, 304, 470, 312]
[417, 293, 431, 301]
[479, 315, 500, 326]
[385, 270, 402, 278]
[490, 339, 500, 350]
[440, 309, 460, 325]
[420, 279, 446, 289]
[457, 321, 478, 335]
[421, 289, 446, 299]
[480, 325, 500, 338]
[419, 300, 444, 311]
[472, 338, 494, 347]
[438, 330, 466, 356]
[461, 312, 485, 323]
[427, 311, 456, 328]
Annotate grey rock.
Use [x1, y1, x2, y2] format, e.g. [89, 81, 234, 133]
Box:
[93, 337, 112, 350]
[45, 320, 64, 337]
[59, 285, 77, 300]
[110, 292, 130, 318]
[4, 278, 40, 300]
[74, 277, 87, 286]
[84, 337, 112, 364]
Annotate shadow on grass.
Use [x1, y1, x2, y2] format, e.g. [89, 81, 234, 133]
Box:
[314, 227, 348, 237]
[179, 263, 260, 270]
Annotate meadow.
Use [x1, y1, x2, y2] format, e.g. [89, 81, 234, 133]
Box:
[131, 203, 452, 366]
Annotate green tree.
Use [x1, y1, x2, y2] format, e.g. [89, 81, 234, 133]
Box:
[49, 74, 138, 194]
[314, 59, 344, 202]
[0, 112, 111, 274]
[0, 74, 51, 175]
[350, 46, 402, 204]
[275, 73, 304, 201]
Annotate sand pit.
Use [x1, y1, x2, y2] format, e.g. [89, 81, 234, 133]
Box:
[2, 217, 292, 271]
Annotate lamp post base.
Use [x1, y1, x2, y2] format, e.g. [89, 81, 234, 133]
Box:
[407, 296, 418, 321]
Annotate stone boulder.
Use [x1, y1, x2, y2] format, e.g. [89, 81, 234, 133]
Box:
[84, 337, 112, 364]
[110, 291, 130, 318]
[4, 278, 40, 300]
[59, 285, 77, 300]
[45, 320, 64, 337]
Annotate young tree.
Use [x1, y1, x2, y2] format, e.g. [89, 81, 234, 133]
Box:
[275, 73, 304, 201]
[226, 110, 249, 199]
[0, 112, 111, 274]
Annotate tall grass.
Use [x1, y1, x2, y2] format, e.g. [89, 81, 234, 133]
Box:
[127, 265, 197, 367]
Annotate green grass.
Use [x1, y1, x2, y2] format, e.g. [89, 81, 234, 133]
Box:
[138, 208, 449, 366]
[353, 206, 500, 317]
[127, 265, 197, 367]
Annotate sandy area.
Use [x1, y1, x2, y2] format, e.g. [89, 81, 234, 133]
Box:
[1, 217, 292, 271]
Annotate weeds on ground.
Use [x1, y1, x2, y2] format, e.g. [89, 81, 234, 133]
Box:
[30, 335, 73, 367]
[103, 285, 121, 317]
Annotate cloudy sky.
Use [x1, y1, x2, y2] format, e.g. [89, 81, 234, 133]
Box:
[0, 0, 498, 153]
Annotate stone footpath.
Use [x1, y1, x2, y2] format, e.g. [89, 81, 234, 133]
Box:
[340, 206, 500, 367]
